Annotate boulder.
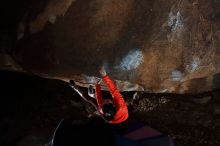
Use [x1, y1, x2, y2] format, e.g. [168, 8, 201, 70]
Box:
[11, 0, 220, 93]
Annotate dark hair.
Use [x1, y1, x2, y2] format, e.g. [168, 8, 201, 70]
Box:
[102, 103, 116, 121]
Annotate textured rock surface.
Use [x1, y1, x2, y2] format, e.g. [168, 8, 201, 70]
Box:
[13, 0, 220, 93]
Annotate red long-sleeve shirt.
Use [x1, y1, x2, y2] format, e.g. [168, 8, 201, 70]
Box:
[95, 75, 128, 124]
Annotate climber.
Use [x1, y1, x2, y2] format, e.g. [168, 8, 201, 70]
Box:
[69, 66, 129, 124]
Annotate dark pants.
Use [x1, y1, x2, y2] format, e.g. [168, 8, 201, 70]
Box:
[46, 118, 116, 146]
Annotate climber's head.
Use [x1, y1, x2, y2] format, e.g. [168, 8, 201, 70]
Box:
[102, 100, 116, 121]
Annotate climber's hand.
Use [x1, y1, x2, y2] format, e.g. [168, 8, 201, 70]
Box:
[69, 80, 76, 87]
[99, 66, 107, 77]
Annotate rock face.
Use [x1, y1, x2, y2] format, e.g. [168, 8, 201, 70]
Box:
[12, 0, 220, 93]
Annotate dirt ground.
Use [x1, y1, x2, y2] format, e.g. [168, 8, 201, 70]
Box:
[0, 70, 220, 146]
